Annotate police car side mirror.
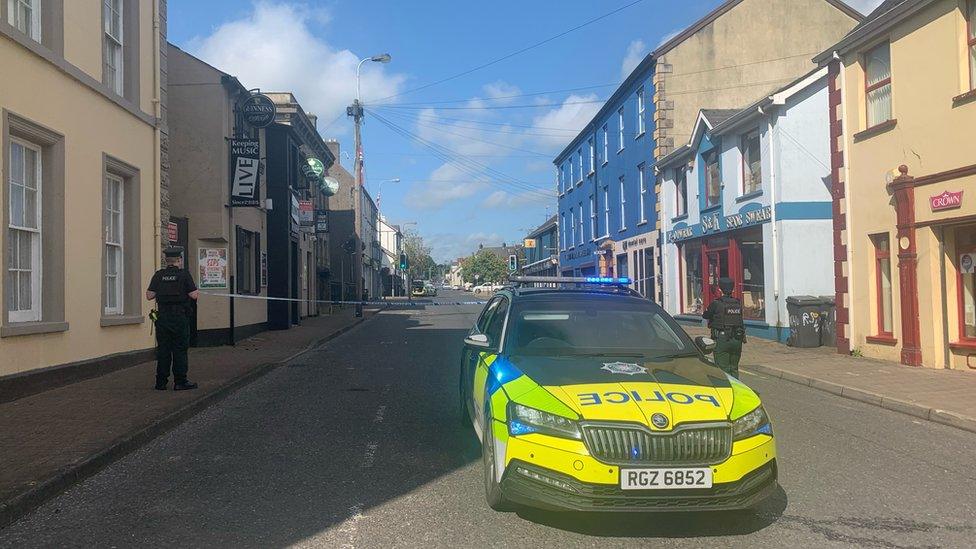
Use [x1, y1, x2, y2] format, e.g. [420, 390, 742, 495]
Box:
[464, 333, 491, 349]
[695, 336, 716, 355]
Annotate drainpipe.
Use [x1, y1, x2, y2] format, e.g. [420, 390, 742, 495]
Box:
[152, 0, 162, 267]
[762, 106, 783, 338]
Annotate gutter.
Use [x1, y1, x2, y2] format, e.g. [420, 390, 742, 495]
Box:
[152, 0, 162, 265]
[812, 0, 932, 65]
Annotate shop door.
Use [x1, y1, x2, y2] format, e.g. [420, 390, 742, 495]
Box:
[704, 249, 729, 309]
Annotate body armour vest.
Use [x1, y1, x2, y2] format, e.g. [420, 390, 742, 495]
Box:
[712, 296, 744, 329]
[155, 268, 187, 304]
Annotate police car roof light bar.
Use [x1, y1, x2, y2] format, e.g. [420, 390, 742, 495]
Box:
[508, 275, 634, 286]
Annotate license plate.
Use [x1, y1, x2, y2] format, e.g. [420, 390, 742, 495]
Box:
[620, 467, 713, 490]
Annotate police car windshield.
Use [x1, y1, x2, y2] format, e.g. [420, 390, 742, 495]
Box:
[507, 298, 694, 357]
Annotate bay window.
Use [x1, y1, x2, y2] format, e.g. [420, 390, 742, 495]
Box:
[704, 150, 721, 208]
[7, 0, 41, 41]
[865, 43, 892, 127]
[638, 163, 647, 224]
[675, 167, 688, 216]
[7, 139, 42, 322]
[872, 233, 893, 336]
[968, 0, 976, 90]
[103, 174, 124, 315]
[618, 176, 626, 231]
[741, 129, 761, 195]
[103, 0, 124, 95]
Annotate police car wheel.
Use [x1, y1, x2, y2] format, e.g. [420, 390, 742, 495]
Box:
[482, 409, 510, 511]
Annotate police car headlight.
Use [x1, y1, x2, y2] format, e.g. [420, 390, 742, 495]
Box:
[731, 406, 772, 441]
[508, 403, 581, 440]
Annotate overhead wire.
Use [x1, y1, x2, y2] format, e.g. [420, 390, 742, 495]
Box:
[369, 0, 645, 104]
[376, 108, 584, 139]
[365, 109, 554, 200]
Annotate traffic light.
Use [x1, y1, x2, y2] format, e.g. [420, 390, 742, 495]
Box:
[399, 253, 409, 270]
[508, 254, 517, 272]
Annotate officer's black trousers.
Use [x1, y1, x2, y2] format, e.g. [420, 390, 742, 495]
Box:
[155, 312, 190, 384]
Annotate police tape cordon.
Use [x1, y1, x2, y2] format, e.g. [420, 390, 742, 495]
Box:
[199, 291, 488, 307]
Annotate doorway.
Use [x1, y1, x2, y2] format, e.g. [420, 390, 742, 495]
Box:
[704, 248, 729, 309]
[290, 240, 300, 325]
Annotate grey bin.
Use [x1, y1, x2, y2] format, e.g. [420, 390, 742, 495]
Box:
[786, 296, 824, 348]
[819, 295, 837, 347]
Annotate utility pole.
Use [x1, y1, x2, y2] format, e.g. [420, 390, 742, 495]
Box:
[348, 53, 391, 303]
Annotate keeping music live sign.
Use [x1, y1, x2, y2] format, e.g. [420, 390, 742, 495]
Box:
[230, 139, 261, 207]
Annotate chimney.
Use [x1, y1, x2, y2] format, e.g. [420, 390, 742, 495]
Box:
[325, 139, 340, 165]
[308, 113, 318, 129]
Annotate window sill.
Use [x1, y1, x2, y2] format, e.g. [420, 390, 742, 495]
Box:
[948, 340, 976, 352]
[588, 170, 595, 177]
[637, 220, 648, 226]
[617, 148, 625, 155]
[619, 228, 627, 233]
[635, 131, 645, 140]
[101, 314, 145, 327]
[736, 190, 763, 202]
[866, 334, 898, 345]
[672, 213, 688, 222]
[602, 161, 608, 167]
[701, 204, 721, 213]
[1, 321, 70, 338]
[853, 119, 897, 142]
[952, 89, 976, 107]
[576, 180, 583, 187]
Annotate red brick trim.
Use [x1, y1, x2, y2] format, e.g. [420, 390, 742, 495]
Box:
[912, 163, 976, 188]
[828, 61, 850, 355]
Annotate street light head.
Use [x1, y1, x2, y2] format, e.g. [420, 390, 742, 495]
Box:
[371, 53, 392, 63]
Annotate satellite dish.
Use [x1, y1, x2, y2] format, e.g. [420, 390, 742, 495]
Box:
[321, 176, 340, 196]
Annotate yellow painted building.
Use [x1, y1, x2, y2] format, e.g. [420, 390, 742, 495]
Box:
[818, 0, 976, 368]
[0, 1, 164, 383]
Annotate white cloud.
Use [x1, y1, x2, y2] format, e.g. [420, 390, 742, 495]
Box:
[621, 39, 647, 78]
[425, 231, 505, 263]
[529, 94, 602, 147]
[481, 190, 551, 209]
[482, 81, 522, 104]
[187, 1, 407, 134]
[845, 0, 885, 14]
[404, 164, 486, 210]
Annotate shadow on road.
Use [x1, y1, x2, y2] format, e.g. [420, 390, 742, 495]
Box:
[514, 484, 788, 537]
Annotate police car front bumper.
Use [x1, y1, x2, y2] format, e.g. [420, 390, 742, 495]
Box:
[500, 459, 778, 512]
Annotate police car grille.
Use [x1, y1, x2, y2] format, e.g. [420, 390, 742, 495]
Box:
[581, 424, 731, 466]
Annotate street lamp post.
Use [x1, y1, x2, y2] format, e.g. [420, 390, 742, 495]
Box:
[348, 52, 391, 301]
[374, 177, 400, 210]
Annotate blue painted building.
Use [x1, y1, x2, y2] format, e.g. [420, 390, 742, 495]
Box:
[658, 67, 835, 342]
[522, 215, 558, 276]
[554, 55, 659, 299]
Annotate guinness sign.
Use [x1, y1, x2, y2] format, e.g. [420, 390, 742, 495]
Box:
[240, 93, 277, 128]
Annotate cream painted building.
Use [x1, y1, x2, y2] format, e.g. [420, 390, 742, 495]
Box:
[1, 0, 165, 383]
[817, 0, 976, 368]
[652, 0, 863, 159]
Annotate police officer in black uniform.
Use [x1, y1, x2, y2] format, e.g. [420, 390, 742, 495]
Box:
[146, 247, 199, 391]
[702, 277, 746, 378]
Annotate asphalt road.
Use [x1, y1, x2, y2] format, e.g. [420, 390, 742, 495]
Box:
[3, 290, 976, 548]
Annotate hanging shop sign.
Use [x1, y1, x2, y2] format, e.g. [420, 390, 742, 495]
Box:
[930, 190, 963, 212]
[298, 199, 315, 225]
[307, 157, 325, 178]
[315, 210, 329, 234]
[230, 139, 261, 207]
[667, 205, 772, 243]
[198, 247, 228, 289]
[320, 176, 340, 197]
[291, 194, 300, 226]
[523, 238, 537, 249]
[167, 221, 178, 243]
[240, 93, 277, 128]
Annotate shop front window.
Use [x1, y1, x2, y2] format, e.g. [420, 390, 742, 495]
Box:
[872, 233, 893, 336]
[739, 227, 765, 320]
[682, 241, 703, 315]
[957, 228, 976, 341]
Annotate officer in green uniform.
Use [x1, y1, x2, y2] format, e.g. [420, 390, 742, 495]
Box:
[146, 247, 199, 391]
[702, 277, 746, 378]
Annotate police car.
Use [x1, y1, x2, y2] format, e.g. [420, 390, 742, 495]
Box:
[459, 276, 777, 512]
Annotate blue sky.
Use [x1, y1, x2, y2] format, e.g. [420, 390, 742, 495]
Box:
[169, 0, 881, 262]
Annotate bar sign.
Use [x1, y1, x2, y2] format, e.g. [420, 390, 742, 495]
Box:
[230, 139, 261, 207]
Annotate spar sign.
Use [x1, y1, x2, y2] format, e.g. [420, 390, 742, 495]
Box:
[930, 190, 963, 212]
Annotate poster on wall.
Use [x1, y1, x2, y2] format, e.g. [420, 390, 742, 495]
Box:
[230, 139, 261, 207]
[260, 251, 268, 288]
[962, 253, 976, 274]
[298, 200, 315, 225]
[198, 247, 228, 289]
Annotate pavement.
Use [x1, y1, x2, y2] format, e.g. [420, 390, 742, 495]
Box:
[682, 324, 976, 433]
[0, 306, 381, 529]
[1, 290, 974, 547]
